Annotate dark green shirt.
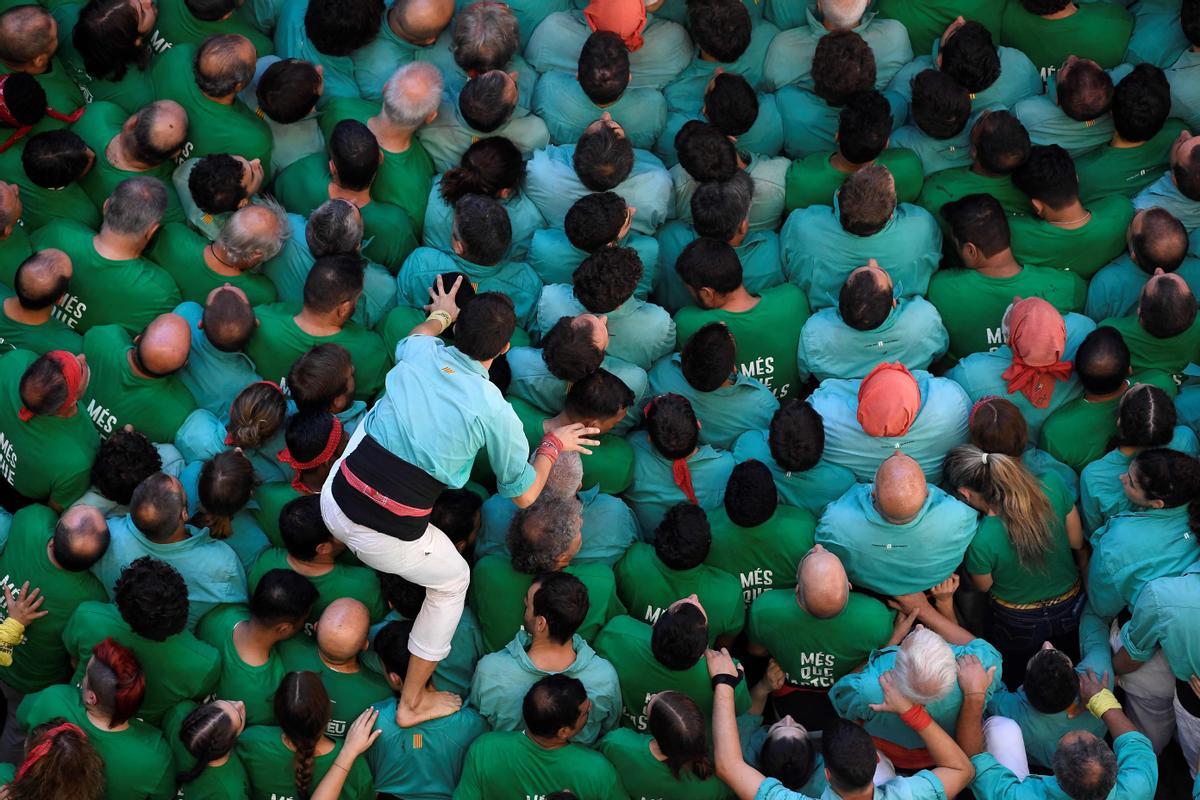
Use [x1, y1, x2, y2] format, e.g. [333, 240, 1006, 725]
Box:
[784, 149, 924, 211]
[614, 543, 745, 643]
[1075, 120, 1188, 203]
[705, 505, 816, 608]
[237, 725, 375, 800]
[453, 731, 627, 800]
[146, 223, 277, 306]
[277, 635, 392, 739]
[1009, 195, 1134, 280]
[195, 604, 287, 726]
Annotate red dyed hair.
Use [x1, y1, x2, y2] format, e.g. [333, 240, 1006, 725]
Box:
[89, 638, 146, 728]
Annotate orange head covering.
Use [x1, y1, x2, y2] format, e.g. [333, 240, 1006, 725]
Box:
[857, 362, 921, 437]
[1000, 297, 1072, 409]
[584, 0, 646, 51]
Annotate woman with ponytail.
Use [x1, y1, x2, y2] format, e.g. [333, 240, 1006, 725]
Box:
[1, 718, 105, 800]
[186, 450, 269, 572]
[967, 395, 1079, 501]
[422, 137, 543, 257]
[944, 444, 1085, 683]
[176, 381, 291, 483]
[237, 671, 377, 800]
[599, 691, 730, 800]
[163, 699, 249, 799]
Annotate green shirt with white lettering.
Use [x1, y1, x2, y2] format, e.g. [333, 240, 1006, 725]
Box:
[453, 731, 627, 800]
[195, 604, 286, 726]
[705, 504, 816, 608]
[146, 223, 277, 306]
[277, 635, 391, 739]
[248, 547, 386, 627]
[614, 543, 745, 644]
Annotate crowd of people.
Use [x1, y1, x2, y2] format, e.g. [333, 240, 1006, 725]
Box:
[0, 0, 1196, 797]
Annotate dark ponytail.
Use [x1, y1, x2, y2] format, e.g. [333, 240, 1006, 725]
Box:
[648, 691, 715, 781]
[1130, 448, 1200, 533]
[439, 137, 525, 204]
[178, 702, 240, 785]
[275, 671, 331, 800]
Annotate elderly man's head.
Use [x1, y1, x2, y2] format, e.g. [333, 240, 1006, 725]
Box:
[124, 100, 188, 166]
[129, 473, 189, 543]
[507, 493, 584, 573]
[201, 285, 257, 352]
[874, 453, 928, 524]
[795, 545, 849, 619]
[0, 5, 57, 71]
[893, 627, 957, 704]
[542, 452, 584, 498]
[193, 34, 256, 99]
[817, 0, 867, 29]
[315, 598, 371, 665]
[382, 61, 444, 129]
[14, 249, 71, 311]
[217, 199, 291, 268]
[389, 0, 455, 46]
[102, 176, 168, 244]
[134, 313, 192, 377]
[1170, 129, 1200, 200]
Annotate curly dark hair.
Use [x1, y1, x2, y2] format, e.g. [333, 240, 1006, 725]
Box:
[114, 556, 189, 641]
[90, 428, 163, 506]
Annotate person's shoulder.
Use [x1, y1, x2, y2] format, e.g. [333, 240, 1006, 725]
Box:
[83, 323, 132, 352]
[237, 724, 284, 751]
[596, 613, 650, 644]
[1082, 0, 1134, 21]
[1090, 193, 1136, 221]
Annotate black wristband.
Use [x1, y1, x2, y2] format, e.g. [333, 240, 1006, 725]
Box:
[711, 672, 743, 690]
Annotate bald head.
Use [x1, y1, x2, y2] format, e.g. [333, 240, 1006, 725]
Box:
[194, 34, 256, 98]
[53, 505, 110, 571]
[796, 545, 849, 619]
[874, 453, 928, 523]
[316, 597, 371, 663]
[202, 286, 256, 352]
[128, 100, 188, 166]
[0, 6, 56, 67]
[391, 0, 455, 44]
[15, 249, 71, 310]
[136, 313, 192, 376]
[1129, 208, 1188, 274]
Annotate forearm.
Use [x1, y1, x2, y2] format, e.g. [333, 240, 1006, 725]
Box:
[311, 757, 357, 800]
[1102, 708, 1137, 739]
[954, 695, 987, 757]
[510, 453, 553, 508]
[749, 678, 772, 716]
[918, 715, 974, 775]
[713, 685, 766, 800]
[917, 605, 974, 646]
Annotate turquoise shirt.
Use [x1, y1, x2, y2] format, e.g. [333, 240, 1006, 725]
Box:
[536, 285, 676, 371]
[470, 631, 622, 746]
[888, 119, 976, 177]
[986, 684, 1106, 769]
[648, 354, 779, 451]
[831, 639, 1002, 750]
[268, 0, 358, 99]
[364, 335, 537, 497]
[524, 144, 674, 235]
[782, 202, 941, 310]
[475, 486, 639, 567]
[1086, 253, 1200, 321]
[1088, 504, 1200, 621]
[815, 482, 979, 596]
[350, 18, 443, 100]
[237, 56, 325, 175]
[366, 608, 486, 699]
[796, 297, 949, 382]
[423, 178, 544, 261]
[525, 12, 693, 90]
[90, 515, 248, 631]
[1122, 568, 1200, 681]
[417, 44, 539, 110]
[762, 8, 912, 92]
[625, 430, 736, 535]
[397, 247, 543, 333]
[533, 72, 667, 151]
[504, 345, 648, 433]
[1079, 425, 1200, 534]
[887, 48, 1042, 122]
[173, 301, 263, 417]
[1013, 95, 1116, 158]
[807, 370, 971, 483]
[667, 18, 778, 96]
[776, 87, 907, 159]
[754, 774, 945, 800]
[654, 224, 784, 314]
[180, 460, 271, 573]
[416, 100, 551, 173]
[945, 312, 1095, 441]
[173, 409, 291, 484]
[1124, 0, 1190, 69]
[365, 698, 489, 800]
[656, 92, 785, 165]
[730, 429, 857, 516]
[1168, 49, 1200, 130]
[1134, 172, 1200, 232]
[671, 154, 789, 232]
[969, 732, 1157, 800]
[529, 228, 658, 299]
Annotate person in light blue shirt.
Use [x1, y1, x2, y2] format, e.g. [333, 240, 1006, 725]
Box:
[1014, 59, 1130, 159]
[348, 0, 455, 100]
[815, 454, 978, 596]
[889, 71, 989, 177]
[1134, 130, 1200, 232]
[672, 156, 789, 234]
[178, 456, 271, 574]
[797, 262, 949, 382]
[397, 198, 544, 332]
[172, 380, 291, 484]
[648, 326, 779, 451]
[533, 34, 667, 150]
[762, 2, 912, 92]
[782, 165, 941, 311]
[673, 2, 777, 94]
[625, 395, 736, 535]
[1168, 37, 1200, 130]
[660, 70, 783, 167]
[261, 0, 374, 100]
[524, 124, 675, 235]
[470, 572, 622, 745]
[236, 56, 326, 176]
[535, 248, 675, 371]
[91, 473, 248, 631]
[173, 295, 263, 419]
[1086, 208, 1200, 321]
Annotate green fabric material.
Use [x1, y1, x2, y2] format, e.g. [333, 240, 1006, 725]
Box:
[152, 0, 274, 53]
[248, 547, 386, 627]
[874, 0, 1003, 58]
[195, 604, 286, 726]
[599, 728, 734, 800]
[1098, 314, 1200, 384]
[277, 635, 391, 738]
[614, 543, 746, 643]
[0, 291, 82, 355]
[237, 725, 375, 800]
[1000, 1, 1133, 75]
[146, 223, 277, 306]
[706, 505, 816, 608]
[161, 700, 252, 799]
[0, 146, 100, 233]
[452, 730, 628, 800]
[1075, 120, 1188, 203]
[785, 149, 924, 212]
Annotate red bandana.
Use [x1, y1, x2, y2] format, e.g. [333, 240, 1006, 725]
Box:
[0, 73, 85, 154]
[19, 351, 83, 422]
[277, 416, 345, 494]
[1000, 298, 1073, 409]
[14, 722, 85, 781]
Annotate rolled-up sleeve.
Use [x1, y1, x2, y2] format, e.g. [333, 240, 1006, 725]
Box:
[488, 405, 538, 498]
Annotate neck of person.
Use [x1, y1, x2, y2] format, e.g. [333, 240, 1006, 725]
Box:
[1041, 2, 1078, 19]
[1110, 131, 1144, 149]
[126, 350, 159, 380]
[319, 649, 360, 674]
[713, 285, 759, 312]
[1040, 199, 1090, 228]
[207, 753, 232, 768]
[202, 89, 237, 106]
[237, 617, 283, 662]
[282, 733, 334, 757]
[525, 730, 568, 751]
[286, 551, 335, 576]
[969, 160, 1002, 178]
[2, 296, 51, 325]
[294, 306, 346, 337]
[328, 181, 372, 208]
[527, 633, 577, 672]
[830, 150, 870, 174]
[159, 522, 189, 544]
[84, 705, 128, 732]
[205, 243, 246, 276]
[3, 57, 45, 76]
[368, 114, 415, 153]
[976, 249, 1022, 277]
[1086, 379, 1129, 403]
[93, 229, 145, 261]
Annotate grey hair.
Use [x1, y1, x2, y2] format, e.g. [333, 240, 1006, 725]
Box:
[193, 34, 255, 98]
[104, 177, 168, 235]
[451, 2, 519, 73]
[1053, 734, 1117, 800]
[507, 493, 582, 574]
[218, 196, 291, 264]
[892, 628, 957, 705]
[542, 452, 584, 498]
[819, 0, 868, 29]
[382, 61, 444, 128]
[306, 199, 362, 257]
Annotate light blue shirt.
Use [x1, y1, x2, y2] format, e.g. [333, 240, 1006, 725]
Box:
[397, 248, 543, 332]
[363, 335, 537, 497]
[415, 100, 551, 174]
[525, 12, 693, 90]
[1088, 503, 1200, 621]
[350, 20, 444, 101]
[671, 154, 789, 232]
[173, 408, 291, 484]
[887, 47, 1041, 124]
[969, 732, 1157, 800]
[762, 7, 913, 92]
[776, 87, 908, 159]
[503, 345, 648, 434]
[179, 460, 270, 574]
[173, 301, 262, 418]
[1014, 95, 1115, 158]
[1168, 48, 1200, 130]
[654, 224, 784, 314]
[269, 0, 359, 100]
[237, 56, 325, 175]
[782, 202, 941, 310]
[535, 285, 675, 371]
[528, 228, 658, 300]
[816, 482, 979, 596]
[1086, 253, 1200, 321]
[797, 297, 949, 382]
[648, 354, 779, 451]
[533, 72, 667, 151]
[986, 684, 1106, 769]
[1134, 172, 1200, 232]
[1121, 568, 1200, 682]
[363, 697, 490, 800]
[754, 774, 947, 800]
[731, 429, 857, 516]
[656, 92, 785, 165]
[1079, 425, 1200, 534]
[422, 178, 544, 261]
[625, 430, 736, 535]
[889, 111, 992, 177]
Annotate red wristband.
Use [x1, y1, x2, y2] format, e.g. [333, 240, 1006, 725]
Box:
[541, 433, 564, 451]
[899, 704, 932, 731]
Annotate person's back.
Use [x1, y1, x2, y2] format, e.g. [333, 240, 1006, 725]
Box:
[1098, 271, 1200, 383]
[1085, 207, 1200, 322]
[1001, 0, 1133, 78]
[0, 130, 101, 232]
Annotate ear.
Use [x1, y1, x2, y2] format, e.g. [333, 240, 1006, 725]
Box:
[737, 217, 750, 239]
[329, 159, 338, 178]
[1031, 198, 1047, 219]
[451, 238, 465, 256]
[425, 109, 439, 124]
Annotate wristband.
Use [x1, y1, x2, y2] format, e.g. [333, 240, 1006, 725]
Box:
[899, 703, 933, 731]
[426, 310, 453, 334]
[1086, 689, 1122, 720]
[711, 672, 743, 690]
[534, 433, 565, 465]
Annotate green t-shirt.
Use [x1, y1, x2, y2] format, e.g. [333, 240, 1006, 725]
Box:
[509, 396, 635, 495]
[784, 149, 924, 212]
[674, 283, 810, 401]
[0, 227, 32, 288]
[469, 556, 627, 651]
[162, 701, 252, 800]
[249, 482, 302, 548]
[927, 266, 1087, 361]
[82, 324, 197, 442]
[63, 601, 221, 726]
[966, 473, 1080, 605]
[614, 543, 745, 643]
[318, 97, 436, 230]
[748, 589, 894, 690]
[0, 146, 101, 233]
[0, 504, 109, 693]
[146, 223, 277, 306]
[1075, 120, 1188, 203]
[1099, 314, 1200, 383]
[875, 0, 1004, 58]
[705, 505, 816, 608]
[1001, 1, 1134, 74]
[31, 219, 180, 335]
[195, 604, 286, 726]
[0, 292, 83, 355]
[0, 350, 98, 507]
[276, 636, 391, 739]
[453, 731, 627, 800]
[17, 683, 175, 800]
[237, 725, 375, 800]
[594, 615, 751, 731]
[248, 548, 386, 628]
[246, 303, 388, 400]
[152, 0, 274, 54]
[1009, 194, 1134, 280]
[916, 167, 1031, 226]
[598, 728, 733, 800]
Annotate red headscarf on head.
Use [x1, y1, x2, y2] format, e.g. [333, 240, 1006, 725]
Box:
[857, 362, 921, 437]
[0, 73, 85, 154]
[277, 416, 346, 494]
[644, 395, 699, 504]
[13, 722, 86, 782]
[19, 351, 84, 422]
[584, 0, 646, 51]
[1001, 297, 1072, 409]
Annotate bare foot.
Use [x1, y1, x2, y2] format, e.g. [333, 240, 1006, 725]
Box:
[395, 690, 462, 727]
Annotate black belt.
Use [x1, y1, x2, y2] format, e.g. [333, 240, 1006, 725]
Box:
[330, 435, 445, 541]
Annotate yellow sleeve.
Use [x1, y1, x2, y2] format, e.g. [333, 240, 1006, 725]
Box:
[0, 617, 26, 667]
